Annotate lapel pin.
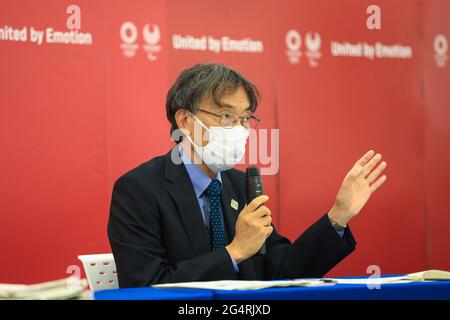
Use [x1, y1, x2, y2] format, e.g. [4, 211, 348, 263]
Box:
[230, 199, 239, 211]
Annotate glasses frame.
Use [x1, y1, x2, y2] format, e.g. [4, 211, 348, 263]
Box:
[196, 108, 260, 129]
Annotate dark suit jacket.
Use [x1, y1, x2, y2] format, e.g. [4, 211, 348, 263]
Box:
[108, 149, 357, 288]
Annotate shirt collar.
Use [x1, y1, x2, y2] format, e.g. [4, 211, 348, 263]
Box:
[178, 144, 222, 198]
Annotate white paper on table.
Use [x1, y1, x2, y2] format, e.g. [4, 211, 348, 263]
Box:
[153, 279, 336, 291]
[0, 278, 88, 299]
[327, 276, 412, 285]
[153, 270, 450, 290]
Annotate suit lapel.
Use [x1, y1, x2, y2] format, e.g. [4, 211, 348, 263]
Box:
[164, 150, 211, 256]
[220, 173, 240, 242]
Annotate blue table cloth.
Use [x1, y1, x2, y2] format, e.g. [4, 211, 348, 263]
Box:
[213, 280, 450, 300]
[94, 287, 214, 300]
[94, 277, 450, 300]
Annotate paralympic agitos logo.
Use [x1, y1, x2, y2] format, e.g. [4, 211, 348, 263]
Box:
[120, 22, 161, 61]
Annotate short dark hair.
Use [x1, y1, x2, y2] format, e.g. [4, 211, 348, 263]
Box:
[166, 63, 260, 138]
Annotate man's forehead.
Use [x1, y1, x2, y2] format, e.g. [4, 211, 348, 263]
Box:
[202, 91, 251, 111]
[215, 102, 251, 112]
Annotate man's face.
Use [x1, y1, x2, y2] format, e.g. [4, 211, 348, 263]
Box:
[189, 86, 252, 147]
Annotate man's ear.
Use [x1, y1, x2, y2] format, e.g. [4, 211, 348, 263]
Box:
[174, 109, 192, 136]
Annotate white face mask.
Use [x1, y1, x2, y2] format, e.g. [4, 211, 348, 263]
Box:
[186, 112, 250, 173]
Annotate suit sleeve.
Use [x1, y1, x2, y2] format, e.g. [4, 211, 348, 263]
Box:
[262, 213, 356, 280]
[108, 176, 237, 288]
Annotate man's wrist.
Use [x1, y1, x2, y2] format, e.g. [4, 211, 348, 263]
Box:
[328, 206, 349, 229]
[329, 218, 347, 233]
[226, 243, 245, 264]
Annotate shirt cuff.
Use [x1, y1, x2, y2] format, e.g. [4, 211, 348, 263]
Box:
[227, 252, 240, 273]
[327, 212, 346, 238]
[336, 229, 345, 238]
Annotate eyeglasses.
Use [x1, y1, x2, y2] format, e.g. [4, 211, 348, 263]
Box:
[196, 108, 260, 129]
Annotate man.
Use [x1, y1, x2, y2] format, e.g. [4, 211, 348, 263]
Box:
[108, 63, 387, 288]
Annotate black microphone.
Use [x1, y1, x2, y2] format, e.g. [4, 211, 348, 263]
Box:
[245, 166, 266, 255]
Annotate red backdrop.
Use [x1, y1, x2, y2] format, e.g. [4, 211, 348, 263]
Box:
[1, 0, 449, 283]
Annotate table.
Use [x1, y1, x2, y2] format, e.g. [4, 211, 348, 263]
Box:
[94, 287, 213, 300]
[93, 277, 450, 300]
